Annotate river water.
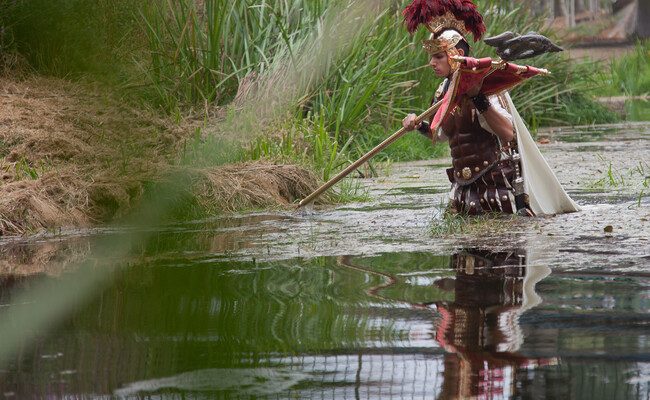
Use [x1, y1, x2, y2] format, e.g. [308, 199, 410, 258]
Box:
[0, 123, 649, 399]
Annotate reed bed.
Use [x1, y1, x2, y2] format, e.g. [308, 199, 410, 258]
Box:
[131, 0, 618, 150]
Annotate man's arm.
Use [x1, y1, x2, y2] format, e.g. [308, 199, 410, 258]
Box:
[414, 121, 449, 143]
[480, 102, 514, 143]
[471, 93, 514, 143]
[418, 122, 447, 143]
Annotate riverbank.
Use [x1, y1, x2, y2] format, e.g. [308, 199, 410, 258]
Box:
[0, 75, 320, 236]
[0, 67, 644, 237]
[2, 122, 647, 273]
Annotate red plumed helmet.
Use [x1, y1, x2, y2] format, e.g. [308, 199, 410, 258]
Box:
[403, 0, 486, 42]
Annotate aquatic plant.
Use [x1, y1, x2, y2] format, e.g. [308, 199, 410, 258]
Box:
[430, 204, 518, 237]
[588, 156, 650, 192]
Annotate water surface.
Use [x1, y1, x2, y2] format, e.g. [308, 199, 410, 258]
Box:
[0, 123, 648, 399]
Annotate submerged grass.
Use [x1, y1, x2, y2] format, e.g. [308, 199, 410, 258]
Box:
[587, 156, 649, 191]
[430, 207, 518, 237]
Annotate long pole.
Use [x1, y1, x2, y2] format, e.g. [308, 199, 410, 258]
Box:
[297, 99, 444, 208]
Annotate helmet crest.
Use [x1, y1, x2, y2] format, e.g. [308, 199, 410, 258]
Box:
[403, 0, 486, 42]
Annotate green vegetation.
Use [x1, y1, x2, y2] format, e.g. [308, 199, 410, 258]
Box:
[588, 156, 649, 199]
[586, 155, 649, 208]
[594, 40, 650, 121]
[12, 157, 46, 180]
[598, 40, 650, 97]
[0, 0, 636, 215]
[1, 0, 142, 80]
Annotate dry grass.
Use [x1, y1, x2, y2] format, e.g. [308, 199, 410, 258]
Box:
[0, 170, 88, 234]
[0, 75, 323, 236]
[0, 76, 182, 166]
[192, 161, 322, 213]
[0, 75, 182, 235]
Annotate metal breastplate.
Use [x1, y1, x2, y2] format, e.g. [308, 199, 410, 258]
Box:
[447, 100, 500, 185]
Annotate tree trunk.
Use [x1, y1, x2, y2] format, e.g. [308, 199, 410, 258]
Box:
[554, 0, 567, 17]
[575, 0, 585, 14]
[539, 0, 554, 17]
[567, 0, 576, 27]
[549, 0, 556, 20]
[639, 0, 650, 38]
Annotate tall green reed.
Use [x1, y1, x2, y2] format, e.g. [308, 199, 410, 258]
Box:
[603, 40, 650, 96]
[2, 0, 141, 79]
[249, 112, 358, 181]
[138, 0, 335, 110]
[2, 0, 621, 169]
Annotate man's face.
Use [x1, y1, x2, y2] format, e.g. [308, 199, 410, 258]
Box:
[429, 51, 451, 78]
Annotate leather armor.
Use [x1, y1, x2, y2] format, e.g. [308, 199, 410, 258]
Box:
[444, 99, 501, 186]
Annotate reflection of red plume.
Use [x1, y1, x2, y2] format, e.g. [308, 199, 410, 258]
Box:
[402, 0, 486, 42]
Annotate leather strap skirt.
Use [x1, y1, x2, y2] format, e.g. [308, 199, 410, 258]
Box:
[448, 161, 518, 215]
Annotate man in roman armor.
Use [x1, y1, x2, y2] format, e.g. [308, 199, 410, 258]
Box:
[401, 0, 580, 216]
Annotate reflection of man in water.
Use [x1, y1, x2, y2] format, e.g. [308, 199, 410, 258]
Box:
[428, 249, 554, 399]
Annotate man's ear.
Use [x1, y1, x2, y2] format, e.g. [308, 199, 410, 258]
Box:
[457, 48, 465, 57]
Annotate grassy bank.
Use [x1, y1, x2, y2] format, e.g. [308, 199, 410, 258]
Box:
[0, 0, 630, 234]
[596, 40, 650, 121]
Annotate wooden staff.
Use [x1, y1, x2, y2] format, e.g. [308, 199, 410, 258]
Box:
[297, 99, 444, 208]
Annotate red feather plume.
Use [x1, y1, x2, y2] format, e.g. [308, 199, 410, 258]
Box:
[402, 0, 486, 42]
[403, 0, 436, 34]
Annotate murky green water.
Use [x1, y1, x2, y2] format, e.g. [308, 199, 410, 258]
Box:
[0, 123, 649, 399]
[1, 243, 649, 399]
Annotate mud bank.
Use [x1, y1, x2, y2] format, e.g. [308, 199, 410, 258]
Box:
[0, 76, 182, 235]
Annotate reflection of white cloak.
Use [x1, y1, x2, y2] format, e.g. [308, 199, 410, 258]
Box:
[503, 93, 581, 215]
[499, 248, 553, 353]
